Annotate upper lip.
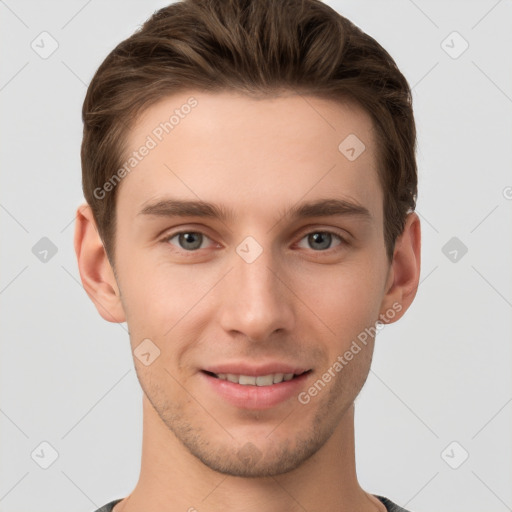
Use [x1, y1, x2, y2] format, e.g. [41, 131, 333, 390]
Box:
[202, 362, 311, 376]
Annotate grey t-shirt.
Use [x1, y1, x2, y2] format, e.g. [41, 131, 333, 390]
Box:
[93, 494, 413, 511]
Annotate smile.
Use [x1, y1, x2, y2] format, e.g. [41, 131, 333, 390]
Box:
[203, 370, 311, 386]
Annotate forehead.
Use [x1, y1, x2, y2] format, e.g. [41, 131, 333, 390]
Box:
[118, 90, 382, 224]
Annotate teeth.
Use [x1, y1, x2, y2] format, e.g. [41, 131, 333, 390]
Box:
[239, 375, 256, 385]
[256, 375, 274, 386]
[214, 372, 301, 386]
[273, 373, 284, 384]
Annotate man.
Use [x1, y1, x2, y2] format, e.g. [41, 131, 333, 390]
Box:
[74, 0, 421, 511]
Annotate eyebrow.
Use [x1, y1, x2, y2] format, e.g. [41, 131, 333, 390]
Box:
[138, 197, 372, 223]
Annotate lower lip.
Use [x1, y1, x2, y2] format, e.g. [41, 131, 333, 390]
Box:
[200, 371, 311, 410]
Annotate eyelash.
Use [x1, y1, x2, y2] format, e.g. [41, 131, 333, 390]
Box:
[161, 229, 348, 254]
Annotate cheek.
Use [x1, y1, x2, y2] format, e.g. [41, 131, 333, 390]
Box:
[117, 258, 218, 354]
[297, 259, 385, 341]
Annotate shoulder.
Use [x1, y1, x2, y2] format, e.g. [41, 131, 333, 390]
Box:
[374, 494, 416, 512]
[91, 499, 123, 512]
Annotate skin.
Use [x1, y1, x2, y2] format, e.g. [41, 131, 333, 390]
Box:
[75, 90, 421, 512]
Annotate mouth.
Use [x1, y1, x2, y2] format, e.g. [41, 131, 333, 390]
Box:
[201, 369, 312, 386]
[200, 367, 312, 409]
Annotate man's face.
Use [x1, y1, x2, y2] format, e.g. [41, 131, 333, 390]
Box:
[112, 91, 394, 477]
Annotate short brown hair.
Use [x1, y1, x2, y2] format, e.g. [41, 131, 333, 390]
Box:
[81, 0, 417, 265]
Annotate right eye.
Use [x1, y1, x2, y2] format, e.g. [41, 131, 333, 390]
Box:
[164, 231, 216, 251]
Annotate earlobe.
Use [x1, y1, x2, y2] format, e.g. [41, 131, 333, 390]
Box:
[379, 212, 421, 324]
[74, 203, 126, 323]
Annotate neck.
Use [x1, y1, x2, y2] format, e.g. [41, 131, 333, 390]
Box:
[116, 396, 385, 512]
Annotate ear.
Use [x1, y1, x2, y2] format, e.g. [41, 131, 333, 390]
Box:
[378, 212, 421, 324]
[73, 203, 126, 323]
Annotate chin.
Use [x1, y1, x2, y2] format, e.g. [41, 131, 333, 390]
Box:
[175, 422, 329, 478]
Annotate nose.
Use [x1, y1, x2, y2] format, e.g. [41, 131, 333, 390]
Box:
[218, 243, 295, 342]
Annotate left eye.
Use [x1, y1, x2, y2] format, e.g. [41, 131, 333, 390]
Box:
[166, 232, 214, 251]
[296, 231, 343, 251]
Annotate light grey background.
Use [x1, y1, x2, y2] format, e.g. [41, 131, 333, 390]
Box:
[1, 1, 511, 511]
